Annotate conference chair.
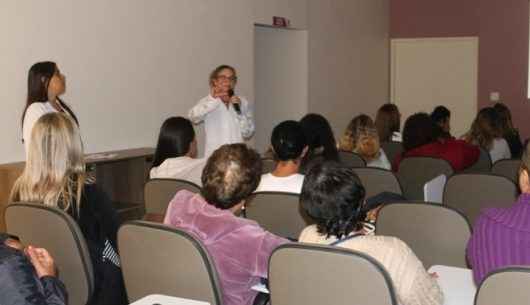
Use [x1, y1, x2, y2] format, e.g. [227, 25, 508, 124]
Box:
[5, 203, 94, 305]
[352, 167, 403, 198]
[463, 147, 492, 173]
[474, 267, 530, 305]
[118, 221, 223, 304]
[269, 244, 397, 305]
[261, 158, 276, 174]
[397, 157, 454, 200]
[245, 192, 312, 239]
[491, 159, 521, 183]
[376, 202, 471, 268]
[443, 173, 518, 226]
[338, 151, 366, 167]
[381, 141, 403, 165]
[144, 178, 201, 216]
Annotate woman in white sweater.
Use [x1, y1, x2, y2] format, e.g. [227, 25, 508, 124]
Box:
[22, 62, 78, 153]
[150, 117, 206, 186]
[299, 163, 443, 305]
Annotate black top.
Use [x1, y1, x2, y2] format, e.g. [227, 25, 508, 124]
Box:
[70, 184, 127, 305]
[0, 242, 67, 305]
[503, 130, 523, 159]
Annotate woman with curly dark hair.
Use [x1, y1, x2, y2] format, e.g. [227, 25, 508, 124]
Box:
[298, 162, 443, 305]
[163, 144, 288, 305]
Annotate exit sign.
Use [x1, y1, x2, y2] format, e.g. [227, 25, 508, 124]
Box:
[273, 16, 290, 27]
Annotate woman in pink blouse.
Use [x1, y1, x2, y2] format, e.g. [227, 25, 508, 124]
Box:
[164, 144, 288, 305]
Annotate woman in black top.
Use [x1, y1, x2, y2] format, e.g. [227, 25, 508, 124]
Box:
[10, 113, 127, 305]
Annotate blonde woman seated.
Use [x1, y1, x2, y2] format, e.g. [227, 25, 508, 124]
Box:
[10, 113, 127, 305]
[299, 163, 443, 305]
[339, 114, 391, 170]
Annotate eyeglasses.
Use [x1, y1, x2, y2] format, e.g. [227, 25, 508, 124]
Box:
[216, 75, 237, 82]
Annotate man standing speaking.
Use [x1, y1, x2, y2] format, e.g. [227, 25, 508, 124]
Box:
[189, 65, 254, 157]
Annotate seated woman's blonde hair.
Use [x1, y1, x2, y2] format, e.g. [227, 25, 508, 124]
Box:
[10, 112, 86, 211]
[339, 114, 381, 161]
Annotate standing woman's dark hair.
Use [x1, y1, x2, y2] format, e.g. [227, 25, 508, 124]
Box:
[375, 103, 401, 142]
[22, 62, 78, 126]
[402, 113, 437, 152]
[299, 113, 339, 162]
[152, 117, 196, 168]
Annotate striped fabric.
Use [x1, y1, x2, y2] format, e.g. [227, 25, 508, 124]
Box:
[467, 193, 530, 284]
[102, 239, 120, 267]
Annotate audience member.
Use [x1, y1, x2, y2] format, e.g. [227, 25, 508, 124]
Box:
[494, 102, 523, 158]
[463, 107, 511, 163]
[188, 65, 254, 157]
[393, 113, 479, 171]
[339, 114, 391, 170]
[255, 121, 307, 193]
[150, 117, 206, 185]
[10, 113, 127, 305]
[299, 113, 339, 173]
[22, 61, 78, 153]
[430, 106, 453, 139]
[375, 103, 402, 142]
[0, 234, 67, 305]
[298, 163, 443, 305]
[164, 144, 288, 305]
[467, 142, 530, 284]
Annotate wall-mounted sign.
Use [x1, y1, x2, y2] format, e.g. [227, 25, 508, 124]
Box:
[273, 16, 290, 28]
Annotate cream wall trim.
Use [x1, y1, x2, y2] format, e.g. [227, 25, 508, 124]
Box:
[253, 0, 308, 29]
[390, 37, 479, 137]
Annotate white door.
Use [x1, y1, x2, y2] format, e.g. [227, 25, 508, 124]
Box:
[254, 25, 308, 154]
[391, 37, 479, 138]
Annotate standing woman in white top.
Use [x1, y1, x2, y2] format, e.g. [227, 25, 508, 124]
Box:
[22, 61, 78, 152]
[188, 65, 254, 157]
[463, 107, 511, 163]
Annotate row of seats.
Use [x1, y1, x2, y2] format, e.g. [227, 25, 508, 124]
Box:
[5, 203, 530, 305]
[145, 163, 518, 231]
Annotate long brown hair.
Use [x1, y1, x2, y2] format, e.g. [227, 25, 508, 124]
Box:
[493, 103, 515, 135]
[467, 107, 502, 150]
[375, 104, 400, 142]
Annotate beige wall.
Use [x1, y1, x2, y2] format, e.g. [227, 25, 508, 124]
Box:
[307, 0, 390, 137]
[0, 0, 389, 163]
[253, 0, 308, 29]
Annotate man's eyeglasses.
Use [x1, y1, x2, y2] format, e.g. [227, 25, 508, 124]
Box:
[217, 75, 237, 82]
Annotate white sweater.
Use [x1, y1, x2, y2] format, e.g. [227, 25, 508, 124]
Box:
[299, 226, 443, 305]
[254, 173, 305, 194]
[489, 138, 511, 163]
[149, 157, 206, 186]
[188, 94, 254, 157]
[22, 102, 58, 153]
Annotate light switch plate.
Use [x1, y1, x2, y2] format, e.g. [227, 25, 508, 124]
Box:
[490, 92, 500, 102]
